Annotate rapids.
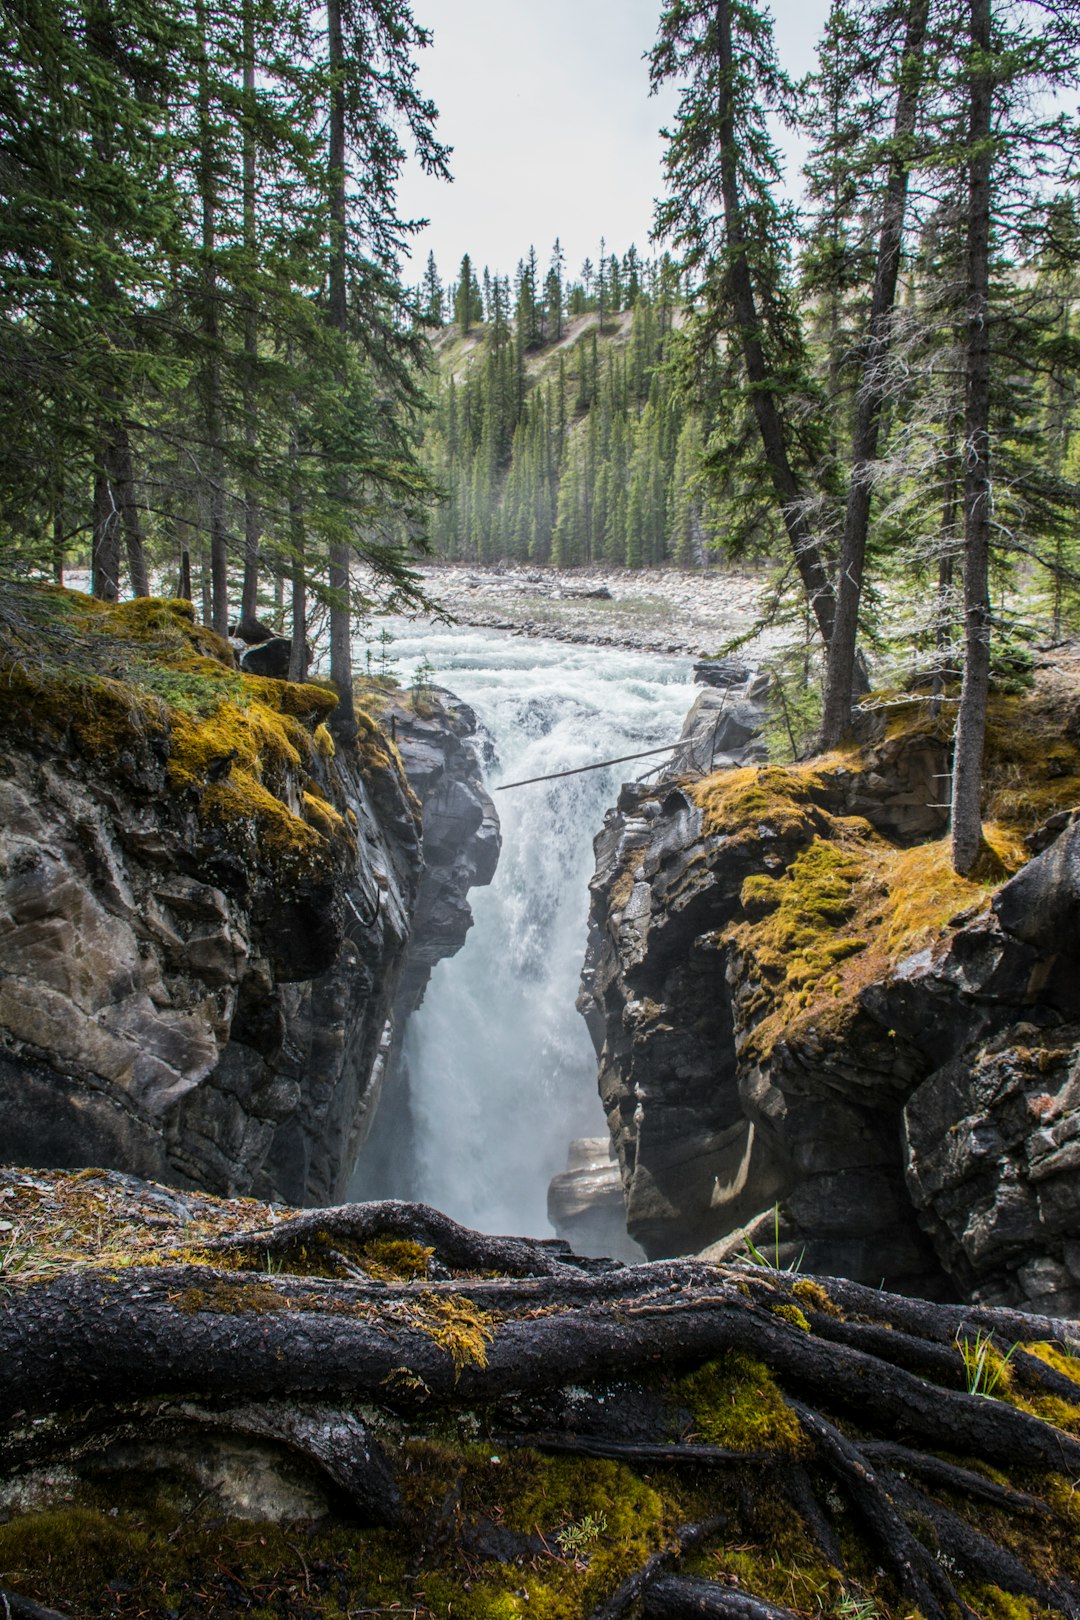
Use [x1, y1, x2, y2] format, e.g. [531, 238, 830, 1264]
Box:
[360, 620, 695, 1238]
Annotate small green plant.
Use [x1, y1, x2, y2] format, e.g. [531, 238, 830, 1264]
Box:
[741, 1205, 804, 1272]
[831, 1595, 884, 1620]
[409, 653, 437, 715]
[0, 1222, 32, 1291]
[956, 1328, 1017, 1397]
[556, 1511, 607, 1561]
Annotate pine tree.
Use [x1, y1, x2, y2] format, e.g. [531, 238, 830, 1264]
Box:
[421, 251, 444, 325]
[454, 253, 484, 333]
[652, 0, 837, 646]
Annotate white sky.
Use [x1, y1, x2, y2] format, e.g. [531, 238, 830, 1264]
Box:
[396, 0, 833, 289]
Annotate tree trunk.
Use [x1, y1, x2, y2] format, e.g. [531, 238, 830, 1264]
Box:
[197, 0, 229, 638]
[3, 1174, 1080, 1620]
[951, 0, 994, 875]
[90, 460, 120, 601]
[238, 0, 261, 630]
[325, 0, 357, 745]
[712, 0, 835, 650]
[287, 427, 308, 684]
[107, 425, 149, 598]
[819, 0, 930, 747]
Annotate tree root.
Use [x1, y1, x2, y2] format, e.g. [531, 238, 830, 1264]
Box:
[0, 1590, 71, 1620]
[790, 1400, 975, 1620]
[586, 1518, 729, 1620]
[642, 1576, 806, 1619]
[4, 1184, 1080, 1619]
[205, 1197, 615, 1278]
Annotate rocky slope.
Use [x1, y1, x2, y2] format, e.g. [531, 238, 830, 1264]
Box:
[579, 669, 1080, 1314]
[0, 587, 495, 1207]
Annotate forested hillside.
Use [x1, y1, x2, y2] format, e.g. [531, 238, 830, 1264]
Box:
[415, 247, 729, 568]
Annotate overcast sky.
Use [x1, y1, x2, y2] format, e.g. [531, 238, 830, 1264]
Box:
[396, 0, 833, 289]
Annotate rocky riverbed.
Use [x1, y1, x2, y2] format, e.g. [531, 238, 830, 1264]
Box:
[400, 562, 776, 658]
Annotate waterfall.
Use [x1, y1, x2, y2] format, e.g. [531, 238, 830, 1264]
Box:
[363, 620, 695, 1238]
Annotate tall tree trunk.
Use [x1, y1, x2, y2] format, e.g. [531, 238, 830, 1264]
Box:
[91, 461, 120, 601]
[819, 0, 930, 747]
[950, 0, 994, 875]
[712, 0, 836, 650]
[325, 0, 357, 746]
[929, 434, 959, 720]
[108, 425, 149, 598]
[287, 426, 308, 684]
[197, 0, 229, 637]
[178, 546, 192, 602]
[51, 468, 64, 585]
[238, 0, 261, 632]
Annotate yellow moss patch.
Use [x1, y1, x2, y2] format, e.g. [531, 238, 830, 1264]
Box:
[792, 1278, 844, 1318]
[675, 1351, 807, 1457]
[984, 690, 1080, 838]
[355, 1237, 435, 1281]
[408, 1293, 494, 1378]
[732, 825, 1005, 1060]
[302, 791, 347, 838]
[1023, 1341, 1080, 1389]
[692, 763, 826, 842]
[770, 1303, 811, 1332]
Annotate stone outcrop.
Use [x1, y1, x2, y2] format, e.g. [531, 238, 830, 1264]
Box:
[0, 592, 496, 1208]
[578, 679, 1080, 1313]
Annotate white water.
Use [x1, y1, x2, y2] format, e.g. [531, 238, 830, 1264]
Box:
[372, 621, 695, 1237]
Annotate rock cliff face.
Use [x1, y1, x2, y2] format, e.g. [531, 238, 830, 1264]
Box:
[0, 591, 496, 1207]
[580, 677, 1080, 1313]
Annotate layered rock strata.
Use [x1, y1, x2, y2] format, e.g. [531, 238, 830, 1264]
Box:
[579, 684, 1080, 1313]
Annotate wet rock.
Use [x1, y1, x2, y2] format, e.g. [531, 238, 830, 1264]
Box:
[574, 684, 1080, 1311]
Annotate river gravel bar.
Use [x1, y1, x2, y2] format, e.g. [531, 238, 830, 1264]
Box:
[397, 563, 777, 658]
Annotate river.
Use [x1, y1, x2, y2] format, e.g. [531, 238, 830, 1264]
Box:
[356, 620, 695, 1238]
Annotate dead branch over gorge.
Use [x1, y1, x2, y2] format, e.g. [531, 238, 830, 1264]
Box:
[2, 1171, 1080, 1619]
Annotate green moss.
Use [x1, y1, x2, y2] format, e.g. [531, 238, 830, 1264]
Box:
[793, 1278, 844, 1319]
[408, 1293, 494, 1377]
[770, 1303, 811, 1332]
[0, 589, 357, 890]
[417, 1446, 672, 1620]
[175, 1280, 293, 1315]
[961, 1587, 1045, 1620]
[355, 1236, 435, 1281]
[675, 1351, 807, 1456]
[1022, 1341, 1080, 1389]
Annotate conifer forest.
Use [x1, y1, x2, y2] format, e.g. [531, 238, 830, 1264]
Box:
[2, 0, 1080, 780]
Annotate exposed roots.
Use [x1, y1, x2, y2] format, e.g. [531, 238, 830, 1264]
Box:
[3, 1179, 1080, 1619]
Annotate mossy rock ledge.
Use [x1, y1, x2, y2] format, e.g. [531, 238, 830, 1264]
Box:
[577, 677, 1080, 1318]
[0, 586, 495, 1207]
[2, 1170, 1080, 1619]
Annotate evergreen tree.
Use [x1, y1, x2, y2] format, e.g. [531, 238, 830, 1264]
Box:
[652, 0, 838, 646]
[421, 251, 444, 325]
[453, 253, 484, 333]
